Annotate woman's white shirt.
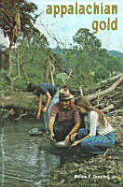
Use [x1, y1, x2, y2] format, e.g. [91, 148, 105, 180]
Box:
[84, 110, 114, 137]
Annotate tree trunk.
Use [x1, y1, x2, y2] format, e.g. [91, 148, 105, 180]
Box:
[45, 58, 50, 83]
[9, 44, 12, 75]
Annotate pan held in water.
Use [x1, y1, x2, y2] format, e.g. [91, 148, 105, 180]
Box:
[92, 17, 118, 33]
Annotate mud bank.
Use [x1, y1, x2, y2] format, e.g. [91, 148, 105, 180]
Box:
[0, 91, 47, 119]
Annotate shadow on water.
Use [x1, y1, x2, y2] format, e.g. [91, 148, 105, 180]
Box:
[0, 119, 62, 187]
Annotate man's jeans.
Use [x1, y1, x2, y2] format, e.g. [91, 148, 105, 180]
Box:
[44, 90, 59, 131]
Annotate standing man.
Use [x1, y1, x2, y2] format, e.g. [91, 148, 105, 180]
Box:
[27, 83, 58, 121]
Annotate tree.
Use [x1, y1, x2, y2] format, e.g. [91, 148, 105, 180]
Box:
[0, 0, 38, 43]
[0, 0, 43, 90]
[73, 28, 101, 49]
[72, 28, 123, 86]
[72, 28, 101, 86]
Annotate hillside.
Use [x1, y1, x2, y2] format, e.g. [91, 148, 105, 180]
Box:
[108, 50, 123, 63]
[52, 47, 123, 63]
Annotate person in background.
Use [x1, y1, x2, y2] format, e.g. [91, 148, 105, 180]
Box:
[48, 88, 80, 142]
[27, 83, 58, 120]
[71, 96, 115, 155]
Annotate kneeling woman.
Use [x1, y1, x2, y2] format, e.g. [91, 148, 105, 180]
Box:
[71, 96, 115, 155]
[49, 88, 80, 142]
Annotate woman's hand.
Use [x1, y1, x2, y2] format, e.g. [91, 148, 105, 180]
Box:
[71, 140, 81, 147]
[71, 134, 90, 147]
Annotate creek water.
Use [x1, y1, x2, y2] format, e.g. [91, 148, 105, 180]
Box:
[1, 118, 122, 187]
[0, 119, 61, 187]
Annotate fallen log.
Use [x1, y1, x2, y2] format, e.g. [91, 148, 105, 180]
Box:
[94, 74, 123, 90]
[110, 108, 123, 115]
[101, 104, 115, 112]
[87, 76, 123, 100]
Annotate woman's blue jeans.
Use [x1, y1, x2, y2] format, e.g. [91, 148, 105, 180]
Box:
[78, 128, 115, 155]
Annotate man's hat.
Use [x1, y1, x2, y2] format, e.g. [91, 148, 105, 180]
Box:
[59, 88, 74, 100]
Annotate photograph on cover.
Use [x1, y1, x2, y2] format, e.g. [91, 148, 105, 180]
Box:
[0, 0, 123, 186]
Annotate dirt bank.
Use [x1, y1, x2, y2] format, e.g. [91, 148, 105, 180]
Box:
[0, 91, 47, 119]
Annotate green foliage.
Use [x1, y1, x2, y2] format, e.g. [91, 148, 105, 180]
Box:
[0, 0, 50, 91]
[0, 31, 49, 90]
[73, 28, 101, 49]
[0, 0, 39, 39]
[1, 23, 123, 92]
[71, 28, 123, 87]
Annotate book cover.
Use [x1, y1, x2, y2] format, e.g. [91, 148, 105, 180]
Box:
[0, 0, 123, 186]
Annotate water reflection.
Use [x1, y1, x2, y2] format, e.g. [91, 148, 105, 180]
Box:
[0, 120, 61, 187]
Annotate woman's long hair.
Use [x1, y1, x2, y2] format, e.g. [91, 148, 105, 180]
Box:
[76, 96, 108, 126]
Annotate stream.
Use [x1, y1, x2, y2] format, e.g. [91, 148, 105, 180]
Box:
[1, 117, 123, 187]
[0, 119, 61, 187]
